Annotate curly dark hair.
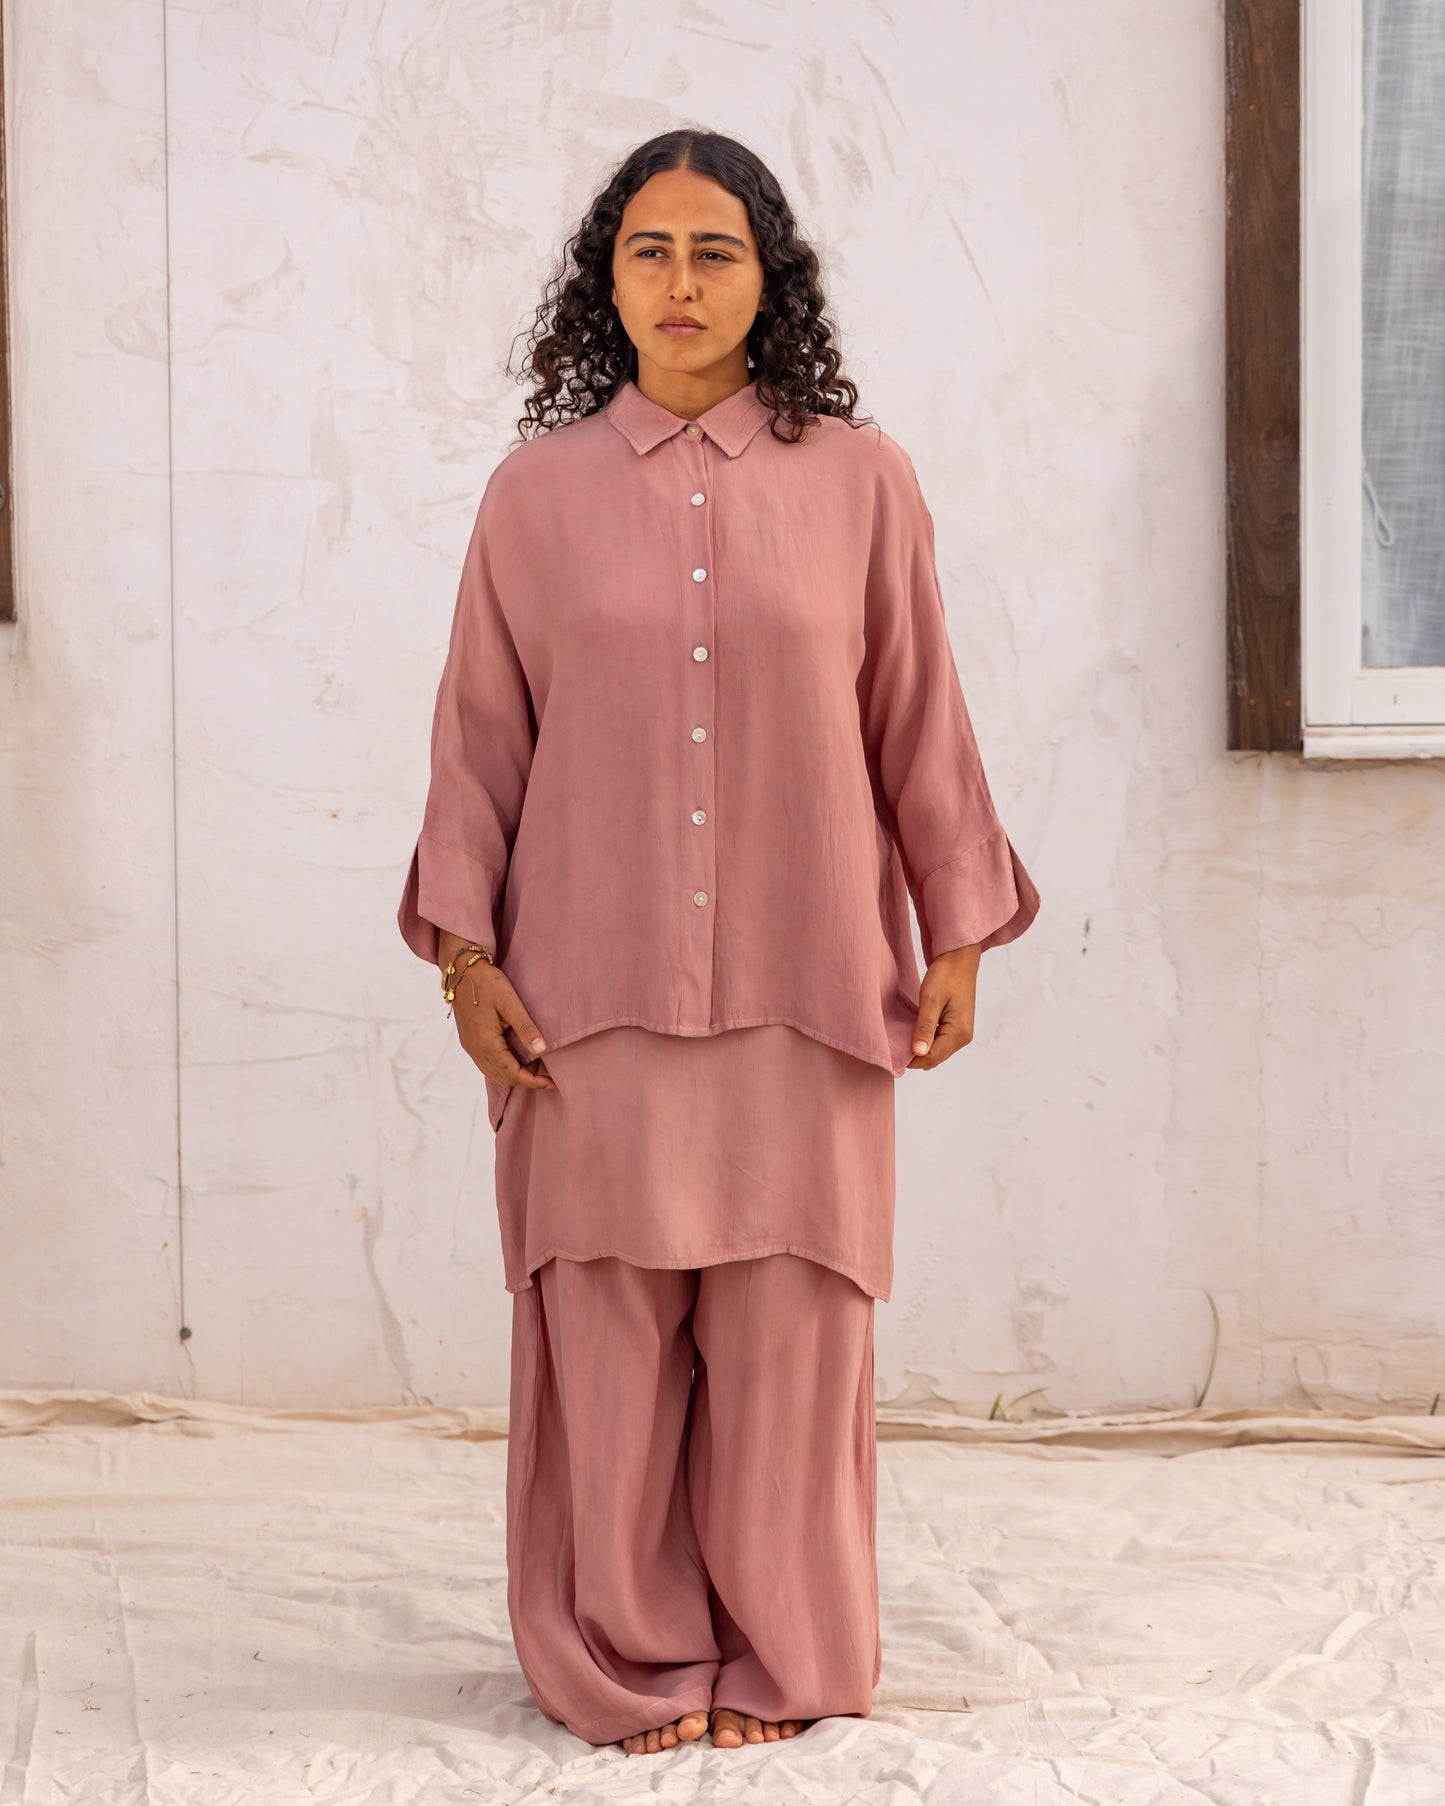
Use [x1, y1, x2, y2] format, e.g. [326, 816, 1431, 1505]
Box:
[506, 129, 873, 448]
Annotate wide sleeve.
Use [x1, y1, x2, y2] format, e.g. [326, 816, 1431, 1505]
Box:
[397, 487, 536, 967]
[855, 436, 1041, 967]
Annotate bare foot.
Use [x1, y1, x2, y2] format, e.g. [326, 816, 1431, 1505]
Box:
[710, 1706, 809, 1747]
[620, 1708, 709, 1756]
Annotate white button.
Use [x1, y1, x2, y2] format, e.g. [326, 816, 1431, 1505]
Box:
[691, 492, 706, 506]
[693, 890, 709, 906]
[691, 726, 707, 741]
[692, 809, 707, 824]
[692, 568, 707, 582]
[692, 645, 708, 661]
[684, 423, 702, 437]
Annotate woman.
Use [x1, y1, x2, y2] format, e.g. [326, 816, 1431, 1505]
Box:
[398, 129, 1040, 1757]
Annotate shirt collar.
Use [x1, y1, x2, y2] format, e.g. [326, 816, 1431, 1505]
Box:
[604, 377, 774, 459]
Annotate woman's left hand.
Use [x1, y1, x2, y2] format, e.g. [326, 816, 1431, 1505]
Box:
[907, 944, 981, 1069]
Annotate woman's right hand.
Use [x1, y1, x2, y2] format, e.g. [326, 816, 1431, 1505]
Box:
[439, 936, 557, 1093]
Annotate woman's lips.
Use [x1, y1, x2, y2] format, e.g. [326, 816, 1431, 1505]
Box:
[658, 321, 704, 336]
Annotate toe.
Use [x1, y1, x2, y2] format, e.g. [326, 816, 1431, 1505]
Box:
[743, 1714, 765, 1743]
[623, 1715, 708, 1757]
[710, 1707, 744, 1748]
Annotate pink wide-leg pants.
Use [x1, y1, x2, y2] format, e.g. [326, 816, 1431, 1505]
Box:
[505, 1250, 882, 1746]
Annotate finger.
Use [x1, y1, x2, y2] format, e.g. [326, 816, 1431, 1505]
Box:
[911, 1002, 942, 1057]
[519, 1054, 558, 1091]
[492, 975, 548, 1057]
[921, 1020, 968, 1063]
[501, 1053, 557, 1091]
[468, 1034, 556, 1092]
[939, 994, 975, 1049]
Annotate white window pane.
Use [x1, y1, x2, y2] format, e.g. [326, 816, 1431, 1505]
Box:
[1361, 0, 1445, 667]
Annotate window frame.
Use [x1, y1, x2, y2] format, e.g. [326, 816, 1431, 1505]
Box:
[1226, 0, 1445, 759]
[1301, 0, 1445, 756]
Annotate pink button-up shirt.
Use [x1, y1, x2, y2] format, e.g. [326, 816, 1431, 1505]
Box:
[398, 377, 1040, 1078]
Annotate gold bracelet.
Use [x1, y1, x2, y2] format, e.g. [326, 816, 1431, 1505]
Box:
[440, 943, 495, 1010]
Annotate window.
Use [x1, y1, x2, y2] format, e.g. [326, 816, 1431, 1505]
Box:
[1227, 0, 1445, 757]
[1303, 0, 1445, 755]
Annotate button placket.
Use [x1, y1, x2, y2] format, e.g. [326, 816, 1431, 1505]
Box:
[684, 430, 717, 929]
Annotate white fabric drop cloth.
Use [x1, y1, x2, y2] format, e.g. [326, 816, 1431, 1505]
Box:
[1, 1390, 1442, 1803]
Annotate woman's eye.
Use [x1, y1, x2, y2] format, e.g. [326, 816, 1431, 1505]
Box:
[636, 248, 731, 262]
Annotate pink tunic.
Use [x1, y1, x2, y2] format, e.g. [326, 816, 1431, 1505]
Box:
[493, 1020, 898, 1301]
[397, 377, 1040, 1081]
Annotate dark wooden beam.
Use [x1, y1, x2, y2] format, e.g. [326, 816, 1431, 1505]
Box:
[1225, 0, 1302, 750]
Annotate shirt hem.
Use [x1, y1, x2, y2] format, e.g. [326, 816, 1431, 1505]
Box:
[508, 1242, 891, 1304]
[517, 1013, 909, 1079]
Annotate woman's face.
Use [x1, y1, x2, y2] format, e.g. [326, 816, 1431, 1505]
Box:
[610, 167, 765, 388]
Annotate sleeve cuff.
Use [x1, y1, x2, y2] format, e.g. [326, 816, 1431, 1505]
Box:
[917, 823, 1042, 966]
[396, 830, 501, 967]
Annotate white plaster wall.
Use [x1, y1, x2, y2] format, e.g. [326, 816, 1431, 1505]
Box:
[3, 0, 1443, 1412]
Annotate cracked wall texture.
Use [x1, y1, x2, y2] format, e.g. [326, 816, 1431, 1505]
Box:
[3, 0, 1442, 1411]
